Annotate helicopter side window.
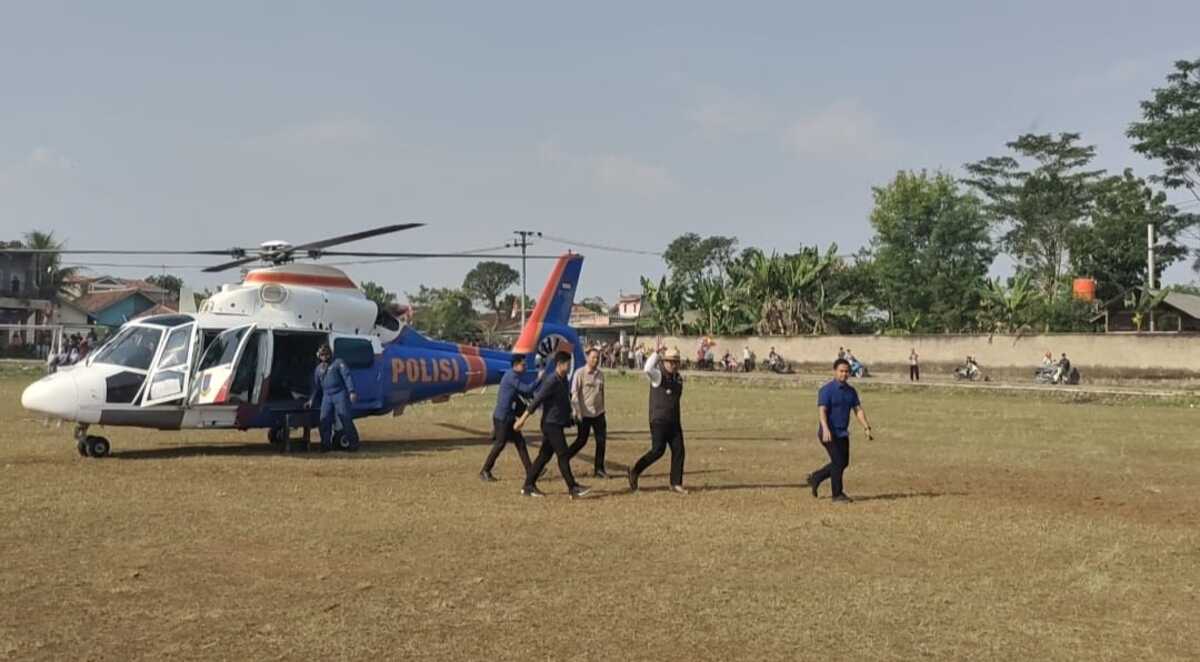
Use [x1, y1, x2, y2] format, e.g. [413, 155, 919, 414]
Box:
[196, 327, 249, 373]
[334, 337, 374, 369]
[91, 326, 164, 372]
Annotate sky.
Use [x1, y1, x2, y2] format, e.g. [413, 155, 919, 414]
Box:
[2, 1, 1199, 303]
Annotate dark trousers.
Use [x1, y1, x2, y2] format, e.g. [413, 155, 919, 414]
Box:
[811, 436, 851, 497]
[318, 394, 358, 450]
[909, 365, 920, 381]
[632, 422, 686, 486]
[567, 413, 607, 472]
[525, 424, 578, 491]
[482, 417, 532, 474]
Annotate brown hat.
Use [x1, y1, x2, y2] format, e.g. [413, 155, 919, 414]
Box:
[662, 348, 681, 361]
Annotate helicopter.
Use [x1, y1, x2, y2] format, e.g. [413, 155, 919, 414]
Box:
[12, 225, 585, 457]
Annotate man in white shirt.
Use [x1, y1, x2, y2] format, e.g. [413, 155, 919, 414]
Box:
[566, 348, 609, 478]
[629, 345, 687, 494]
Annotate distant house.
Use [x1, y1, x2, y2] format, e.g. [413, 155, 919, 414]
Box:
[614, 293, 644, 320]
[1093, 288, 1200, 333]
[64, 275, 168, 299]
[0, 242, 56, 355]
[570, 304, 611, 329]
[73, 288, 175, 327]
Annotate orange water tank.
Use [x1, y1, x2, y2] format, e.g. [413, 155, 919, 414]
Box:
[1072, 277, 1096, 302]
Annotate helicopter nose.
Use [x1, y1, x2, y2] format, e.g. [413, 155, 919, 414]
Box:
[21, 371, 80, 420]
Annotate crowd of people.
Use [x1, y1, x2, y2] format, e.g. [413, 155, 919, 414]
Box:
[482, 342, 691, 498]
[47, 331, 99, 370]
[479, 341, 877, 502]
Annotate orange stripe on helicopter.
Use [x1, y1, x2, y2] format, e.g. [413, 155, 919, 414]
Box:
[512, 256, 569, 354]
[244, 272, 358, 289]
[457, 344, 487, 389]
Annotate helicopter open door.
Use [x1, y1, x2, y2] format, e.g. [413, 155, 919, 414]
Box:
[189, 324, 258, 406]
[142, 322, 199, 406]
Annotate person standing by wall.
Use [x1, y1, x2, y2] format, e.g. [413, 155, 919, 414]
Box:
[909, 348, 920, 382]
[514, 352, 591, 498]
[629, 345, 687, 495]
[567, 348, 609, 478]
[480, 355, 535, 481]
[807, 358, 875, 503]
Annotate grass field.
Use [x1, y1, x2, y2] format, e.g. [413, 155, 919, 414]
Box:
[2, 370, 1198, 661]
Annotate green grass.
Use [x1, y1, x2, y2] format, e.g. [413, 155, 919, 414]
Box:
[1, 372, 1198, 661]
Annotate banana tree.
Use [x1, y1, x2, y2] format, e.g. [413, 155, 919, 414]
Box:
[640, 275, 686, 335]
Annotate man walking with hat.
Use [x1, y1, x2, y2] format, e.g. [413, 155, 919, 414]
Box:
[629, 344, 688, 494]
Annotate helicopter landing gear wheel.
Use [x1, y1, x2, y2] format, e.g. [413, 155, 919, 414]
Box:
[76, 440, 88, 457]
[333, 431, 359, 452]
[85, 436, 110, 458]
[268, 426, 288, 446]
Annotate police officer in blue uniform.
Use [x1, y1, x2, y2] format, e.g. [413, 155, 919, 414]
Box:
[808, 358, 874, 503]
[307, 343, 359, 452]
[480, 354, 536, 481]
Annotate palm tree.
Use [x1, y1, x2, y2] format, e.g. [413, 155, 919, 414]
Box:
[22, 230, 79, 300]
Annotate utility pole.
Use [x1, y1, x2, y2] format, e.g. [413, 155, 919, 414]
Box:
[1147, 223, 1156, 332]
[507, 230, 542, 327]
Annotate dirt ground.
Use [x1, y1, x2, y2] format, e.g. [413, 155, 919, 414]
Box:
[1, 369, 1198, 661]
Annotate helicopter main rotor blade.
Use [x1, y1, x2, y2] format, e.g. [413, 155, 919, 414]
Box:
[293, 223, 425, 253]
[201, 223, 426, 273]
[0, 248, 246, 256]
[313, 251, 562, 259]
[202, 255, 262, 273]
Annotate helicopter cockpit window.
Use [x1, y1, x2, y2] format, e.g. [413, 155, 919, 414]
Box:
[91, 326, 164, 372]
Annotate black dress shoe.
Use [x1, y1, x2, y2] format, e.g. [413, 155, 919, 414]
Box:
[594, 469, 610, 479]
[808, 474, 819, 498]
[479, 471, 498, 482]
[831, 494, 854, 504]
[521, 486, 546, 497]
[569, 485, 592, 499]
[628, 470, 639, 492]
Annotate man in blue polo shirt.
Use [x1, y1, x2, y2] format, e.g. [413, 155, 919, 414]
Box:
[808, 358, 875, 503]
[480, 355, 536, 481]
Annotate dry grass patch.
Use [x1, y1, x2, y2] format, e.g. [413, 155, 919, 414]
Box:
[1, 373, 1198, 661]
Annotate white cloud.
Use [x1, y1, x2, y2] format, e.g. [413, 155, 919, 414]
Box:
[688, 94, 775, 135]
[537, 140, 676, 196]
[782, 100, 892, 161]
[592, 155, 676, 195]
[27, 146, 75, 170]
[248, 117, 376, 149]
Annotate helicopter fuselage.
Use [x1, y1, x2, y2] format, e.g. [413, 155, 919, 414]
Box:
[20, 263, 544, 441]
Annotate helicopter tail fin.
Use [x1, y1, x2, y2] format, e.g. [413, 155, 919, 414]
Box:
[512, 253, 584, 366]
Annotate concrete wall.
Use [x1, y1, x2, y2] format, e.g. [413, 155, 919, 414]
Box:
[656, 333, 1200, 374]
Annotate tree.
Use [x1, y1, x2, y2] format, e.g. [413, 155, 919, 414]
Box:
[499, 293, 535, 319]
[22, 231, 79, 300]
[1070, 170, 1196, 300]
[963, 133, 1104, 300]
[462, 261, 520, 323]
[579, 296, 608, 315]
[1128, 58, 1200, 202]
[407, 286, 480, 343]
[640, 276, 686, 335]
[977, 274, 1041, 334]
[360, 280, 398, 309]
[867, 171, 995, 332]
[663, 233, 738, 285]
[145, 274, 185, 296]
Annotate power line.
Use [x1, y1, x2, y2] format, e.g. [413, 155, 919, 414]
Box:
[539, 234, 663, 257]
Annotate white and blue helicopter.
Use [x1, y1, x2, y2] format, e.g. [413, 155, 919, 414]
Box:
[13, 225, 585, 457]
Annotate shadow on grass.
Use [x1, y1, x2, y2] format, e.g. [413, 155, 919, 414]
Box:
[111, 436, 494, 460]
[852, 491, 962, 502]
